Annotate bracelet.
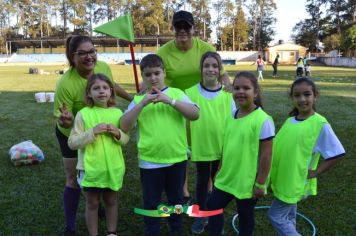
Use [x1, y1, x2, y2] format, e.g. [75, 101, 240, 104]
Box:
[170, 99, 176, 106]
[254, 181, 266, 189]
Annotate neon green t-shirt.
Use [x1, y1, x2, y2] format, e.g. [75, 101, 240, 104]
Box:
[79, 106, 125, 191]
[53, 61, 113, 136]
[214, 108, 272, 199]
[270, 113, 327, 204]
[185, 84, 232, 162]
[134, 88, 188, 164]
[157, 37, 216, 90]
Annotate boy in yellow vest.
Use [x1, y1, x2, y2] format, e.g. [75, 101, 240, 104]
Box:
[120, 54, 200, 236]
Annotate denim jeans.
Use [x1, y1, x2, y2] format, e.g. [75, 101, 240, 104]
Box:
[140, 161, 186, 236]
[268, 198, 301, 236]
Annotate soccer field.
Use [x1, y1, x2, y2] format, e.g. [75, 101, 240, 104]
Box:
[0, 63, 355, 235]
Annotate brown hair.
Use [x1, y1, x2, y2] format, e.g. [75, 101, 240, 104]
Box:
[140, 54, 165, 71]
[233, 71, 263, 109]
[200, 51, 222, 81]
[85, 73, 116, 107]
[289, 77, 318, 117]
[65, 35, 93, 67]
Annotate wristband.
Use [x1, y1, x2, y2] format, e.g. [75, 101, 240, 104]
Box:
[170, 99, 176, 106]
[254, 181, 266, 189]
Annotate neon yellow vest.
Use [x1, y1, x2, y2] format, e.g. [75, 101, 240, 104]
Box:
[214, 108, 272, 199]
[80, 106, 125, 191]
[186, 85, 232, 161]
[270, 113, 327, 204]
[134, 88, 188, 164]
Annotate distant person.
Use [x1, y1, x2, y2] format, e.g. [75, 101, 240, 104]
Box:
[272, 54, 280, 78]
[185, 52, 234, 234]
[53, 35, 131, 236]
[296, 57, 304, 78]
[268, 77, 345, 236]
[207, 71, 274, 235]
[157, 10, 231, 204]
[303, 57, 308, 76]
[252, 55, 265, 81]
[120, 54, 199, 236]
[305, 63, 311, 77]
[68, 74, 129, 236]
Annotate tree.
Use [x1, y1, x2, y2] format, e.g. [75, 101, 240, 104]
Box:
[247, 0, 276, 50]
[341, 24, 356, 56]
[323, 34, 341, 51]
[234, 1, 249, 51]
[191, 0, 212, 40]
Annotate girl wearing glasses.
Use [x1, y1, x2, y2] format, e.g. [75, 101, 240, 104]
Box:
[53, 35, 132, 235]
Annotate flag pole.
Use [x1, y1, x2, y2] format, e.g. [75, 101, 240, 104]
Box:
[129, 43, 140, 93]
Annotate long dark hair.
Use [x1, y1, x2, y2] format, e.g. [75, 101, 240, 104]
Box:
[85, 73, 116, 107]
[289, 77, 318, 117]
[233, 71, 263, 109]
[65, 35, 93, 67]
[200, 51, 222, 81]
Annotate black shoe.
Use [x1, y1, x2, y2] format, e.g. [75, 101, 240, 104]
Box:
[183, 196, 192, 205]
[61, 227, 75, 236]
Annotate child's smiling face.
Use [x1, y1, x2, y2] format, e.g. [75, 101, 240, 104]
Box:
[233, 77, 257, 109]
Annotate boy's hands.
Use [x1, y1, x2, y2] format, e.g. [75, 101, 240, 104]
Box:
[141, 87, 172, 106]
[58, 103, 74, 128]
[151, 87, 172, 104]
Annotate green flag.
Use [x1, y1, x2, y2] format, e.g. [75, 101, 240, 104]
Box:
[94, 13, 135, 43]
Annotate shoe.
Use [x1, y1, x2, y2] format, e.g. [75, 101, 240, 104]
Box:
[183, 196, 192, 205]
[61, 227, 75, 236]
[191, 217, 208, 234]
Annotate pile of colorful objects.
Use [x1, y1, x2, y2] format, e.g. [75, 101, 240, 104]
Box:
[9, 140, 45, 166]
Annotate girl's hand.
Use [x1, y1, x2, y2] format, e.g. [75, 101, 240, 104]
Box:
[58, 103, 74, 128]
[308, 169, 318, 179]
[106, 124, 121, 139]
[93, 123, 108, 135]
[151, 87, 171, 104]
[253, 186, 265, 199]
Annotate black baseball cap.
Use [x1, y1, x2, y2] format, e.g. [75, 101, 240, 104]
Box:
[172, 10, 194, 26]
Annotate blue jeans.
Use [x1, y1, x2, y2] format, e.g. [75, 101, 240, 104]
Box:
[268, 198, 301, 236]
[207, 187, 257, 236]
[140, 161, 186, 236]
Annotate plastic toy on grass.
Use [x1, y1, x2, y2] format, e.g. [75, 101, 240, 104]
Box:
[9, 140, 45, 166]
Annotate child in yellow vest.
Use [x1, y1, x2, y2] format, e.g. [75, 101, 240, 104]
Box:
[185, 52, 234, 234]
[120, 54, 199, 235]
[268, 77, 345, 236]
[207, 71, 275, 236]
[68, 74, 129, 236]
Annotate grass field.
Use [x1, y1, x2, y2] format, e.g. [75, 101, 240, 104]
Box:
[0, 63, 355, 235]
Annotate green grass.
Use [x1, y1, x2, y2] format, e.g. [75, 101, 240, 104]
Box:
[0, 63, 355, 235]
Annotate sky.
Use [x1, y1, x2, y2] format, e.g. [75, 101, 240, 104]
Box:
[273, 0, 309, 43]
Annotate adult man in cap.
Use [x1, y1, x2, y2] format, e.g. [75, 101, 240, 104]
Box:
[157, 10, 230, 90]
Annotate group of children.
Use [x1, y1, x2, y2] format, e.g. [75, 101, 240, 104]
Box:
[64, 52, 345, 236]
[296, 57, 311, 78]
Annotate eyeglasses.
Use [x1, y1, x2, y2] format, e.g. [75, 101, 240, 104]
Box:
[73, 49, 97, 58]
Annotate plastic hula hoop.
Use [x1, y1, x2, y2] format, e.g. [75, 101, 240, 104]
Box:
[231, 206, 316, 236]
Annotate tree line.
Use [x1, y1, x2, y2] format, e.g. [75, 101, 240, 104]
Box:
[291, 0, 355, 56]
[0, 0, 354, 55]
